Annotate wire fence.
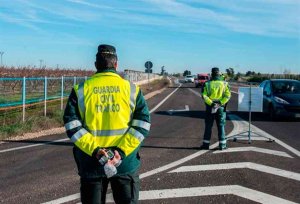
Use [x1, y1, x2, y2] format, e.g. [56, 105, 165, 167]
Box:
[0, 71, 161, 126]
[0, 76, 87, 122]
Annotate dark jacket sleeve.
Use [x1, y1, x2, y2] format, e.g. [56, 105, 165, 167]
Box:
[63, 88, 82, 138]
[131, 89, 151, 137]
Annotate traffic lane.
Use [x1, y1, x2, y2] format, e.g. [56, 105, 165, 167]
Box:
[0, 140, 79, 204]
[0, 82, 233, 203]
[140, 140, 300, 203]
[226, 91, 300, 151]
[140, 84, 234, 175]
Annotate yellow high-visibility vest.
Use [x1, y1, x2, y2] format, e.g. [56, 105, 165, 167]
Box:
[202, 80, 231, 106]
[69, 72, 149, 157]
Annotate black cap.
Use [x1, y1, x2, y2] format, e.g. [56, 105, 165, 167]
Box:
[211, 67, 219, 73]
[97, 44, 116, 56]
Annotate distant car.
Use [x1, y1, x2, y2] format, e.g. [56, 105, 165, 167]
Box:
[195, 73, 209, 88]
[184, 75, 194, 83]
[259, 79, 300, 119]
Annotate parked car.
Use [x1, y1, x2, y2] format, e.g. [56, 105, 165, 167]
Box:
[259, 79, 300, 119]
[184, 75, 195, 83]
[195, 73, 209, 88]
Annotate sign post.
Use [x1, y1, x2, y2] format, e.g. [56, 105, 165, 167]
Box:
[145, 61, 153, 85]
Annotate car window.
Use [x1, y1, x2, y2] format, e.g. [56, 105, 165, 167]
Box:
[272, 81, 300, 94]
[264, 81, 271, 95]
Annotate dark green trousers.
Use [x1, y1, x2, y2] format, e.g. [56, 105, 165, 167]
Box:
[203, 105, 227, 148]
[80, 173, 140, 204]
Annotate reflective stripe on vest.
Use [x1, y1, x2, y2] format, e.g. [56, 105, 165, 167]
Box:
[131, 119, 151, 131]
[89, 128, 128, 136]
[129, 82, 136, 119]
[207, 82, 211, 96]
[71, 128, 88, 143]
[77, 82, 85, 120]
[65, 119, 82, 131]
[222, 81, 227, 97]
[128, 127, 144, 142]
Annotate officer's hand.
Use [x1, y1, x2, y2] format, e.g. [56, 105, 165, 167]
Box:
[96, 148, 108, 159]
[107, 150, 122, 167]
[211, 102, 217, 108]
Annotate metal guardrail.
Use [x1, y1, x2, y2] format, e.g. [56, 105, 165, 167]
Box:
[124, 69, 161, 84]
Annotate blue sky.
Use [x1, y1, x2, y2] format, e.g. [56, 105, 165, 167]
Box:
[0, 0, 299, 74]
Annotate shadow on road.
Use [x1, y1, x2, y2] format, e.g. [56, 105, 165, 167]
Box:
[228, 111, 300, 122]
[142, 145, 200, 150]
[155, 110, 206, 119]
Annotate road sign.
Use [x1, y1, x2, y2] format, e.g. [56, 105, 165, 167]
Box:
[145, 61, 153, 73]
[145, 61, 153, 69]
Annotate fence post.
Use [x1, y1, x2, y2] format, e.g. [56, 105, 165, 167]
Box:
[44, 76, 47, 116]
[73, 76, 77, 86]
[61, 76, 64, 110]
[22, 77, 26, 122]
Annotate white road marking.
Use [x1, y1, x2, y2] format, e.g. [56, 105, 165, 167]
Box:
[105, 185, 297, 204]
[140, 142, 218, 179]
[150, 84, 182, 114]
[169, 162, 300, 181]
[0, 138, 69, 153]
[227, 114, 300, 157]
[190, 88, 300, 157]
[42, 193, 80, 204]
[167, 105, 189, 114]
[213, 146, 293, 158]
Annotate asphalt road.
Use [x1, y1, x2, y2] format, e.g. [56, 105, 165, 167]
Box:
[0, 82, 299, 204]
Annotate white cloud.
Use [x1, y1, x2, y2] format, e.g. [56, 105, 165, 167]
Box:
[143, 0, 300, 38]
[1, 0, 299, 38]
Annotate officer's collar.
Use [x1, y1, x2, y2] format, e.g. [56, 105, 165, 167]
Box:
[211, 76, 222, 81]
[96, 68, 117, 74]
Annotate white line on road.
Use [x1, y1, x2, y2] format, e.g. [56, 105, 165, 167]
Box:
[213, 146, 293, 158]
[150, 84, 182, 114]
[227, 114, 300, 157]
[105, 185, 297, 204]
[42, 193, 80, 204]
[169, 162, 300, 181]
[0, 138, 69, 153]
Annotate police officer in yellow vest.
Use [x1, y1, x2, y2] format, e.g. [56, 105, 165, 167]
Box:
[63, 44, 150, 204]
[200, 67, 231, 150]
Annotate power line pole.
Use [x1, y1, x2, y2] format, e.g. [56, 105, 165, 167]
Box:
[0, 52, 4, 67]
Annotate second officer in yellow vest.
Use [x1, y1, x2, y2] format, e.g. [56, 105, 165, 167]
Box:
[63, 44, 150, 204]
[201, 67, 231, 150]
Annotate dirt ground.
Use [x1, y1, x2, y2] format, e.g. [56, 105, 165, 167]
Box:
[139, 77, 171, 96]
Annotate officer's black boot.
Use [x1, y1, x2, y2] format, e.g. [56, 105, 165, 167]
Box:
[200, 143, 210, 150]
